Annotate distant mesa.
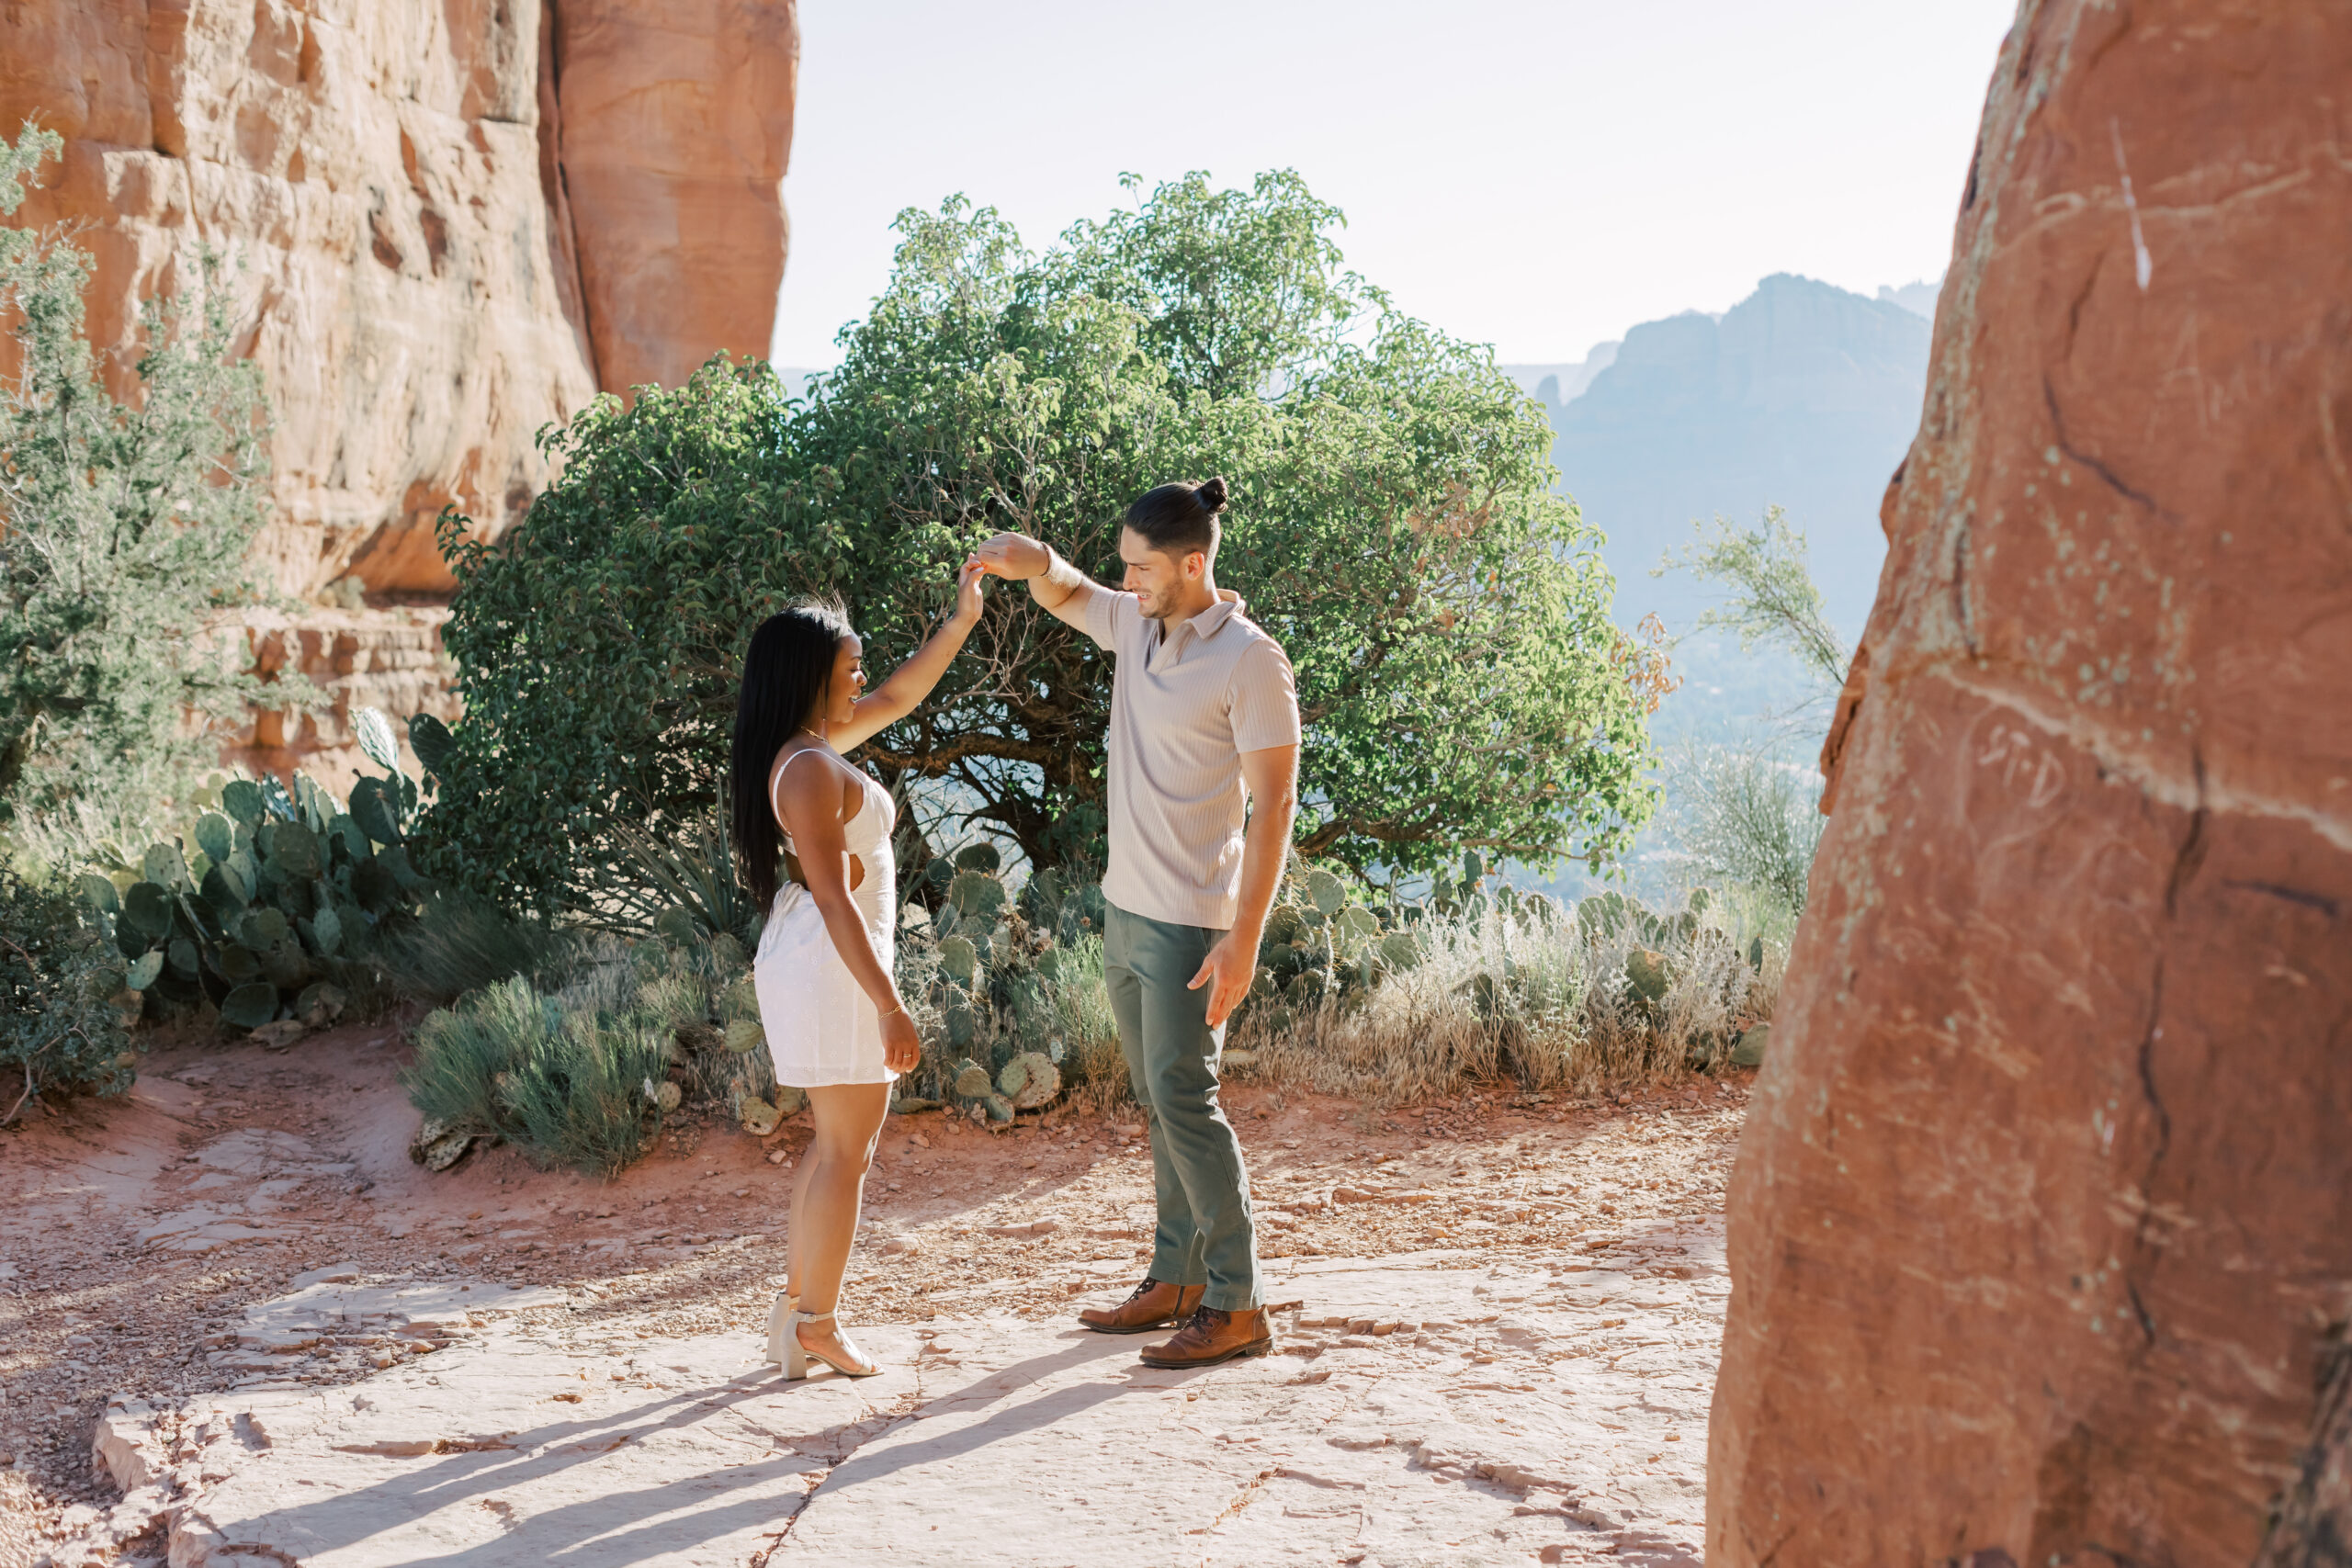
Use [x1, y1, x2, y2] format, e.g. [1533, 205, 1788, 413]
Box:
[1875, 276, 1944, 319]
[1529, 273, 1933, 637]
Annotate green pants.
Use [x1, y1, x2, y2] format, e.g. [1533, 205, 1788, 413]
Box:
[1103, 902, 1261, 1312]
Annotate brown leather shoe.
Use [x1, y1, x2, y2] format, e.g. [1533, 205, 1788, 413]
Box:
[1079, 1277, 1204, 1335]
[1138, 1305, 1273, 1369]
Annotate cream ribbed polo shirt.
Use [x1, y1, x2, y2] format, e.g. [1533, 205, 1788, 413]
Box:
[1085, 587, 1301, 931]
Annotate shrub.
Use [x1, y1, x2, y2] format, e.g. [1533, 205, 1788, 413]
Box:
[0, 122, 309, 829]
[0, 862, 136, 1122]
[1670, 744, 1825, 917]
[368, 891, 580, 1008]
[401, 930, 783, 1175]
[417, 170, 1658, 914]
[1230, 879, 1779, 1103]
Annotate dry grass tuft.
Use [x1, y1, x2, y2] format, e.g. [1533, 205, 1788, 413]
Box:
[1229, 901, 1781, 1106]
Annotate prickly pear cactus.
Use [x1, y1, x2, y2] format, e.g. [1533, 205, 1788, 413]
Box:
[953, 1057, 993, 1099]
[724, 1019, 765, 1055]
[939, 934, 978, 984]
[86, 748, 430, 1032]
[650, 1079, 684, 1113]
[999, 1050, 1061, 1109]
[1306, 869, 1346, 916]
[1624, 948, 1671, 1005]
[737, 1093, 782, 1136]
[947, 869, 1007, 921]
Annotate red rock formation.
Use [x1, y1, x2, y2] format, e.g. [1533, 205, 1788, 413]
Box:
[1708, 4, 2352, 1564]
[0, 0, 796, 780]
[552, 0, 799, 395]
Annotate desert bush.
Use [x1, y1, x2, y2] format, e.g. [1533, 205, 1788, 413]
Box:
[1227, 867, 1778, 1103]
[0, 123, 311, 829]
[416, 169, 1658, 914]
[0, 861, 137, 1122]
[1670, 744, 1825, 917]
[368, 890, 580, 1007]
[401, 926, 792, 1174]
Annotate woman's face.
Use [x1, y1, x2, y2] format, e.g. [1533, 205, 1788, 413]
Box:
[820, 636, 866, 729]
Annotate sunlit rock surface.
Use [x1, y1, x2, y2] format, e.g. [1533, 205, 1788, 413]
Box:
[1708, 2, 2352, 1562]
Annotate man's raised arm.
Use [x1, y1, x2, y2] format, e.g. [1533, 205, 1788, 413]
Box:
[971, 532, 1098, 632]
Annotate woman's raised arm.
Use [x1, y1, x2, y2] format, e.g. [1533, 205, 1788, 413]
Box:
[830, 562, 988, 754]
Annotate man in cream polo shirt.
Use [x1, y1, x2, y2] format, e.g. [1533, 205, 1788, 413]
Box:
[975, 475, 1299, 1369]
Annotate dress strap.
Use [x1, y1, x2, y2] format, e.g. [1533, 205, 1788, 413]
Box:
[771, 746, 834, 845]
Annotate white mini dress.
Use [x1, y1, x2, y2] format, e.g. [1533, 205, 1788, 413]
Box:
[753, 749, 899, 1088]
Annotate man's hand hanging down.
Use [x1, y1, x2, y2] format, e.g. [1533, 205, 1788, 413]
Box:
[1188, 931, 1257, 1032]
[1188, 742, 1299, 1032]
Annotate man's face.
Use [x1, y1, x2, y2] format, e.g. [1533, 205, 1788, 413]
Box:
[1119, 526, 1203, 620]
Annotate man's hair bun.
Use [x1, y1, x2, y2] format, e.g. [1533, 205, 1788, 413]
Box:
[1195, 476, 1229, 513]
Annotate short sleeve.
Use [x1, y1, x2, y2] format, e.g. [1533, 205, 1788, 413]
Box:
[1229, 637, 1302, 753]
[1083, 587, 1141, 653]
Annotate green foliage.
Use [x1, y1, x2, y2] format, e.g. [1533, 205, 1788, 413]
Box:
[1671, 746, 1825, 917]
[402, 976, 671, 1176]
[0, 861, 137, 1121]
[80, 739, 430, 1031]
[1658, 504, 1851, 690]
[401, 932, 775, 1175]
[368, 890, 579, 1007]
[417, 169, 1656, 912]
[0, 123, 310, 829]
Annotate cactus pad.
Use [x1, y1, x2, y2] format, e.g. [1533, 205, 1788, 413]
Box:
[939, 934, 978, 982]
[724, 1019, 765, 1055]
[1306, 868, 1346, 916]
[1624, 948, 1671, 1004]
[947, 869, 1007, 919]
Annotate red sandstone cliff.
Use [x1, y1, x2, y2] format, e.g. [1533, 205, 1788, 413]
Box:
[0, 0, 797, 785]
[1708, 3, 2352, 1563]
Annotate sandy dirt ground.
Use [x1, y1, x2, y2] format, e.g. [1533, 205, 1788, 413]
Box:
[0, 1017, 1747, 1566]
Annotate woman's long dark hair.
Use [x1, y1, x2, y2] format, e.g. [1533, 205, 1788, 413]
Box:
[730, 602, 856, 908]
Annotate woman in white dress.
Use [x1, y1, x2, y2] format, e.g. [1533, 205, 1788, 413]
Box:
[729, 566, 986, 1379]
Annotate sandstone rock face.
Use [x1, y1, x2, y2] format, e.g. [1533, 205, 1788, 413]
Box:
[0, 0, 598, 597]
[233, 605, 459, 796]
[553, 0, 799, 395]
[0, 0, 795, 782]
[1708, 4, 2352, 1565]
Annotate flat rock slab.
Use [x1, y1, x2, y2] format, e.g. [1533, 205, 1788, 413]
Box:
[107, 1235, 1722, 1567]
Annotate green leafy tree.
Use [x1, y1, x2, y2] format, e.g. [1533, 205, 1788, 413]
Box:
[0, 123, 292, 830]
[1658, 503, 1851, 689]
[420, 172, 1659, 913]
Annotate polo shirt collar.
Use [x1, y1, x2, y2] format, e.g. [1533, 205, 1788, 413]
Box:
[1184, 591, 1245, 642]
[1148, 590, 1244, 667]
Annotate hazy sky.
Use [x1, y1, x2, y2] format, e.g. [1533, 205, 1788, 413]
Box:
[771, 0, 2018, 369]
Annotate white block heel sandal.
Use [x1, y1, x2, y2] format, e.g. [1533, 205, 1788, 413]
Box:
[763, 1292, 798, 1368]
[783, 1307, 880, 1380]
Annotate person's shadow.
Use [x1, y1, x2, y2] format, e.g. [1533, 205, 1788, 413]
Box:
[213, 1324, 1199, 1564]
